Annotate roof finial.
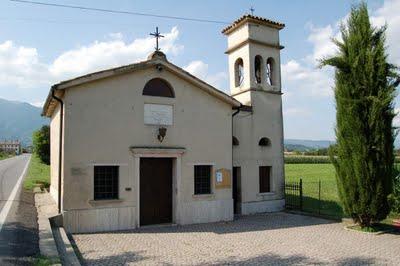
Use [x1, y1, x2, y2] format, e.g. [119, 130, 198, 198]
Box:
[250, 6, 255, 16]
[150, 27, 164, 51]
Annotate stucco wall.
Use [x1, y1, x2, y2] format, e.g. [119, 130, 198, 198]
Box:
[50, 104, 60, 205]
[60, 66, 233, 232]
[233, 91, 285, 212]
[229, 19, 285, 214]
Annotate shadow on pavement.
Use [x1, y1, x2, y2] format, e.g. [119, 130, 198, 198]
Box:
[0, 189, 39, 265]
[81, 212, 336, 235]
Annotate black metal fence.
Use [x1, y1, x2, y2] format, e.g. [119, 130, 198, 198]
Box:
[284, 179, 343, 218]
[284, 179, 303, 210]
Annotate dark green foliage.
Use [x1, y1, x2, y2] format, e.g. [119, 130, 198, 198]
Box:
[321, 3, 399, 227]
[33, 125, 50, 165]
[388, 168, 400, 213]
[285, 156, 331, 164]
[303, 148, 329, 156]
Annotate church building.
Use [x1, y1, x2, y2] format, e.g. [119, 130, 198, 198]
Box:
[42, 14, 285, 233]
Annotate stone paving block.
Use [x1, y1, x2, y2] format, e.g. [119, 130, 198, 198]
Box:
[72, 212, 400, 265]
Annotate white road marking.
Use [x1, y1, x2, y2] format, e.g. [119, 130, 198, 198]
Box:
[0, 156, 31, 232]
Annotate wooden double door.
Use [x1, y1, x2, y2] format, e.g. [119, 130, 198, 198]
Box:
[140, 158, 173, 226]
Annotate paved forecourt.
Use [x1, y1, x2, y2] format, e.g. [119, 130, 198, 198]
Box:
[73, 212, 400, 265]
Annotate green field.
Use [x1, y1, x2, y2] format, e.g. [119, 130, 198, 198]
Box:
[24, 154, 50, 190]
[285, 163, 344, 218]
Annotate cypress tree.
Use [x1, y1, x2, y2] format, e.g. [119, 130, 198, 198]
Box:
[321, 3, 399, 227]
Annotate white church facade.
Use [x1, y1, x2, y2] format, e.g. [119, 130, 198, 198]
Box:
[42, 14, 285, 233]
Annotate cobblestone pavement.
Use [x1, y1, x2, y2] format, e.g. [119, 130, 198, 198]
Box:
[72, 212, 400, 265]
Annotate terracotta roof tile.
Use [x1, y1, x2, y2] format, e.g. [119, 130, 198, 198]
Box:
[222, 14, 285, 34]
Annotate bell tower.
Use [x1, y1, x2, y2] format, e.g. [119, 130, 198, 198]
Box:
[223, 15, 286, 215]
[222, 14, 284, 105]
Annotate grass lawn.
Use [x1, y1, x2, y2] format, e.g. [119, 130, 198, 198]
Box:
[24, 154, 50, 191]
[285, 163, 400, 224]
[285, 163, 344, 218]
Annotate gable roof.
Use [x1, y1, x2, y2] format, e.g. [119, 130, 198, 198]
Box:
[42, 51, 240, 117]
[222, 14, 285, 35]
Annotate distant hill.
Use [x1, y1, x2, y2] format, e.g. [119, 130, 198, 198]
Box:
[0, 98, 48, 146]
[285, 138, 400, 150]
[284, 139, 335, 151]
[284, 144, 312, 152]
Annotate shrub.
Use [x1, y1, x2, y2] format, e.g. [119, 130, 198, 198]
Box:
[285, 156, 331, 164]
[321, 3, 399, 227]
[33, 125, 50, 165]
[389, 170, 400, 213]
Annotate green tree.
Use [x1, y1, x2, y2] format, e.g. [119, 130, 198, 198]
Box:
[33, 125, 50, 165]
[321, 3, 399, 227]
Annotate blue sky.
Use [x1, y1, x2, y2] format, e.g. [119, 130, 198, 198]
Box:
[1, 0, 399, 140]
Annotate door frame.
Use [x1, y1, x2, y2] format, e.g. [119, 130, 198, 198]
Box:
[131, 147, 185, 228]
[232, 166, 242, 215]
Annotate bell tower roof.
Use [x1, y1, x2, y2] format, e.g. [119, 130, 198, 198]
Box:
[222, 14, 285, 35]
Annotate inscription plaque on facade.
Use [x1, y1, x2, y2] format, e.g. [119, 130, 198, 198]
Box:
[144, 104, 173, 125]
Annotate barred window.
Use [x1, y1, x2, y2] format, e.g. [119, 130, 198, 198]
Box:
[94, 166, 119, 200]
[259, 166, 271, 193]
[194, 165, 212, 195]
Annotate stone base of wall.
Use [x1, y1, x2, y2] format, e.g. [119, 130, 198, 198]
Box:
[180, 199, 233, 225]
[63, 206, 136, 233]
[63, 199, 234, 233]
[241, 199, 285, 215]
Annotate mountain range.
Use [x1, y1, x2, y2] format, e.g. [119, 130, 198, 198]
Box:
[284, 139, 334, 151]
[0, 98, 48, 146]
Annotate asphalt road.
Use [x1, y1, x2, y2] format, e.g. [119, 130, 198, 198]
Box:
[0, 154, 39, 265]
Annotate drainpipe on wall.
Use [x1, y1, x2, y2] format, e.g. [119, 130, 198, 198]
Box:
[51, 88, 63, 213]
[231, 105, 241, 169]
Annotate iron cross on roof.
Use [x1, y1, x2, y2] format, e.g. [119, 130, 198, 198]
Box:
[250, 7, 255, 15]
[150, 27, 164, 51]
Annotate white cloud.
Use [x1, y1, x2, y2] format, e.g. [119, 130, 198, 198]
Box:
[0, 26, 230, 98]
[283, 0, 400, 99]
[306, 24, 338, 64]
[393, 108, 400, 127]
[371, 0, 400, 65]
[184, 60, 228, 92]
[282, 60, 333, 97]
[284, 107, 311, 117]
[30, 101, 44, 108]
[281, 22, 338, 98]
[0, 40, 50, 88]
[0, 27, 184, 91]
[49, 27, 183, 80]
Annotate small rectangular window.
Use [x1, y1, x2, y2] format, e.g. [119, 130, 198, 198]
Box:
[94, 166, 119, 200]
[259, 166, 271, 193]
[194, 165, 212, 195]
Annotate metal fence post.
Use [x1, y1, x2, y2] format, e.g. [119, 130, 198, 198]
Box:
[299, 178, 303, 211]
[318, 179, 321, 215]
